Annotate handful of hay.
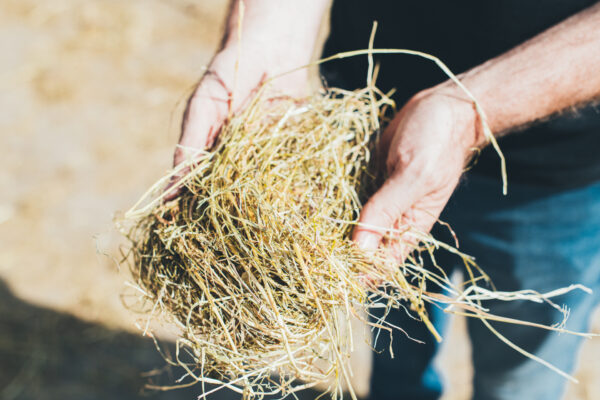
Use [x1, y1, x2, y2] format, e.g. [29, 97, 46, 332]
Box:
[119, 65, 592, 399]
[123, 83, 457, 397]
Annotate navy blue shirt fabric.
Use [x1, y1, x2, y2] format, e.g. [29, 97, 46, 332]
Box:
[321, 0, 600, 188]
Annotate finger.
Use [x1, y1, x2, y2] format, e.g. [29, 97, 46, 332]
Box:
[175, 95, 227, 166]
[166, 124, 214, 202]
[387, 204, 441, 261]
[386, 178, 458, 261]
[352, 171, 419, 251]
[409, 200, 446, 235]
[163, 164, 192, 202]
[166, 86, 229, 201]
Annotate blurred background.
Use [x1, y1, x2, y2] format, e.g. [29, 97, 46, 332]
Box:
[0, 0, 598, 399]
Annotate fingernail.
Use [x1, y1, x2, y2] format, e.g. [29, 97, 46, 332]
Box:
[356, 233, 379, 251]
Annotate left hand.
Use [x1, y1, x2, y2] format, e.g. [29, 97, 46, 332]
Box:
[352, 86, 485, 259]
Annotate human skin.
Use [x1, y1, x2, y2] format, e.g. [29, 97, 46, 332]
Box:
[173, 0, 330, 168]
[176, 1, 600, 259]
[352, 2, 600, 254]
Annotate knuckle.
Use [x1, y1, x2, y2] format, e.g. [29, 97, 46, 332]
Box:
[388, 146, 418, 175]
[396, 147, 416, 168]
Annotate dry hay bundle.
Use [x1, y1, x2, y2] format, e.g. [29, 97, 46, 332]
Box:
[120, 81, 592, 399]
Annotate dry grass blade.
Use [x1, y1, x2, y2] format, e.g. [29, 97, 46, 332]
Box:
[118, 82, 593, 398]
[122, 85, 399, 399]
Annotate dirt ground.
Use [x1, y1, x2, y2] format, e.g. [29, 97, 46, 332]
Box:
[0, 1, 598, 399]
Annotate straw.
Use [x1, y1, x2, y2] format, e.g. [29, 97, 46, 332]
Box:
[118, 27, 594, 396]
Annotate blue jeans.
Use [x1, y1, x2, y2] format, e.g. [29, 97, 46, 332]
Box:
[369, 173, 600, 400]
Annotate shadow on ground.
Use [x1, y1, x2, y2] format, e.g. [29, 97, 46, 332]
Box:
[0, 279, 328, 400]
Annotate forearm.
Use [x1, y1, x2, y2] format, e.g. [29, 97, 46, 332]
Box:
[191, 0, 329, 114]
[442, 2, 600, 145]
[217, 0, 329, 73]
[355, 3, 600, 249]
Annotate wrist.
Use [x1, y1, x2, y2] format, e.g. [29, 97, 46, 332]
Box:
[413, 85, 487, 154]
[219, 37, 314, 77]
[221, 1, 326, 72]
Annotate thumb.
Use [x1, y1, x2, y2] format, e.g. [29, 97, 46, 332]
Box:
[352, 172, 417, 251]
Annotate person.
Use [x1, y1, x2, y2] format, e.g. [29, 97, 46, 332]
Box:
[174, 1, 600, 399]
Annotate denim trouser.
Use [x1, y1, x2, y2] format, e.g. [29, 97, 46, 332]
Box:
[369, 173, 600, 400]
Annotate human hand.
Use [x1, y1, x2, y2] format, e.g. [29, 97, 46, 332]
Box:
[174, 48, 308, 165]
[166, 46, 309, 200]
[165, 0, 329, 200]
[352, 87, 485, 259]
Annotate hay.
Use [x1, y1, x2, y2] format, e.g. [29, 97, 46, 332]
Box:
[119, 45, 594, 398]
[121, 82, 459, 397]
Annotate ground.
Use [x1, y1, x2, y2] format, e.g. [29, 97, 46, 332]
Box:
[0, 1, 598, 399]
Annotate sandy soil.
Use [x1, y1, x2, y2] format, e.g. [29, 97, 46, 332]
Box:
[0, 1, 598, 399]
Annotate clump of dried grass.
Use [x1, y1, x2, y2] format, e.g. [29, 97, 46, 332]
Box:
[119, 46, 594, 398]
[121, 83, 460, 398]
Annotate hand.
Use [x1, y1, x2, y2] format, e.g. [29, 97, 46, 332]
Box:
[170, 0, 328, 183]
[174, 47, 309, 166]
[163, 0, 329, 199]
[166, 46, 309, 199]
[352, 87, 484, 259]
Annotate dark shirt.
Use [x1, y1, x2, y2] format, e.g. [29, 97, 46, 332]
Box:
[321, 0, 600, 188]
